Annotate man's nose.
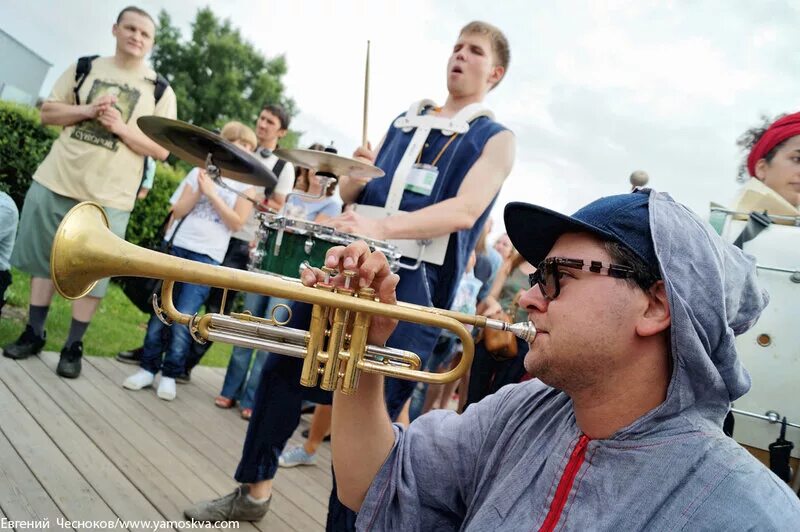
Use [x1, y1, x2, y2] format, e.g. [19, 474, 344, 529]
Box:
[518, 286, 547, 314]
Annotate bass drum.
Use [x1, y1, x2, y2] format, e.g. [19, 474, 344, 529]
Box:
[713, 209, 800, 462]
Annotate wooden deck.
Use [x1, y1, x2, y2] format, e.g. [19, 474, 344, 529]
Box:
[0, 351, 331, 531]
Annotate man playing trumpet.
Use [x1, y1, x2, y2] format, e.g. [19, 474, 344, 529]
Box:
[325, 189, 800, 530]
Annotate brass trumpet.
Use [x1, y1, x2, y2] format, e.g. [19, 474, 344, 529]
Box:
[51, 202, 535, 394]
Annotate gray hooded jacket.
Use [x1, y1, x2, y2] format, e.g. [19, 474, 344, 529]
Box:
[356, 191, 800, 531]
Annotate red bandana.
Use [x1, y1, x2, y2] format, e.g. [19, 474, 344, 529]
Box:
[747, 111, 800, 177]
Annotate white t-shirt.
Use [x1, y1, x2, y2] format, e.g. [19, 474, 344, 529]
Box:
[165, 168, 253, 262]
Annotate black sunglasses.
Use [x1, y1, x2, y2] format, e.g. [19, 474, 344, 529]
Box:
[528, 257, 636, 300]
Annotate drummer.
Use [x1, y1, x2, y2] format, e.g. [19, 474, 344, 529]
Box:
[185, 20, 515, 526]
[735, 111, 800, 213]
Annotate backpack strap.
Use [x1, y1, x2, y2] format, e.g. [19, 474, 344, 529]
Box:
[73, 55, 99, 105]
[153, 73, 170, 104]
[266, 157, 287, 196]
[272, 158, 287, 180]
[73, 55, 170, 105]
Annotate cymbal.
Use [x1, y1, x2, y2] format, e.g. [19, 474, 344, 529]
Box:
[274, 148, 385, 179]
[137, 116, 277, 190]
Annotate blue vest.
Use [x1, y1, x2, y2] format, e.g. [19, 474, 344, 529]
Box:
[358, 110, 508, 360]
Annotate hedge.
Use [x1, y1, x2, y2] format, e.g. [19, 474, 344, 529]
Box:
[0, 100, 59, 209]
[0, 100, 185, 250]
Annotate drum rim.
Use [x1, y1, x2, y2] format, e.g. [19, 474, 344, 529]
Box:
[257, 214, 402, 259]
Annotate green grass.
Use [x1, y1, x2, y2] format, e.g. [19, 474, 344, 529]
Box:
[1, 268, 232, 367]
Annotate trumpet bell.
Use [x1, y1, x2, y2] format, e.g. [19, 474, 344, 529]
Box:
[51, 202, 110, 299]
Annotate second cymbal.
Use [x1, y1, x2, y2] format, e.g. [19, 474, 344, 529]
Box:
[275, 148, 384, 179]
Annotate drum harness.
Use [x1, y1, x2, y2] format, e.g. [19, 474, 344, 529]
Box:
[356, 100, 495, 269]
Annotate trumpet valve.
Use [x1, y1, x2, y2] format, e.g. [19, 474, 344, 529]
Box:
[357, 287, 376, 299]
[321, 266, 338, 284]
[342, 269, 358, 289]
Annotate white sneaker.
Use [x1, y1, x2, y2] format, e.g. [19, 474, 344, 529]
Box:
[123, 369, 155, 390]
[157, 376, 176, 401]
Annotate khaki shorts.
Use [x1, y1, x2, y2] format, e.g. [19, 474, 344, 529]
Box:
[11, 181, 130, 298]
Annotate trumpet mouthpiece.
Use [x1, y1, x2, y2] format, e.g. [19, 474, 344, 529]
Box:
[484, 319, 537, 343]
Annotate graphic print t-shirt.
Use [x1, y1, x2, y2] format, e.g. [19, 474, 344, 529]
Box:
[33, 57, 177, 212]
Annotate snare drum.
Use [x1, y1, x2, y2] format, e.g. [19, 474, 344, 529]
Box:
[713, 208, 800, 460]
[249, 214, 401, 278]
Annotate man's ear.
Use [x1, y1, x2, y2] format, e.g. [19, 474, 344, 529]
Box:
[636, 280, 671, 337]
[488, 65, 504, 87]
[277, 128, 287, 139]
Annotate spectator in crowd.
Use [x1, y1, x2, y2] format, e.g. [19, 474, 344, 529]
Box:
[254, 104, 296, 212]
[122, 121, 257, 401]
[492, 232, 514, 262]
[734, 112, 800, 212]
[465, 248, 535, 409]
[408, 251, 482, 420]
[214, 143, 341, 420]
[474, 219, 503, 303]
[137, 156, 156, 200]
[0, 191, 19, 315]
[3, 6, 177, 379]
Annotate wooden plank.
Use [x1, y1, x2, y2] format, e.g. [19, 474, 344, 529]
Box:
[161, 364, 335, 506]
[0, 419, 68, 528]
[67, 353, 294, 532]
[95, 357, 325, 530]
[73, 355, 240, 496]
[164, 366, 337, 514]
[26, 354, 193, 524]
[89, 357, 322, 531]
[0, 358, 169, 532]
[0, 362, 118, 530]
[38, 352, 267, 532]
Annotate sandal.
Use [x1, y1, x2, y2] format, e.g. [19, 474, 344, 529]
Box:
[215, 396, 235, 409]
[241, 408, 253, 420]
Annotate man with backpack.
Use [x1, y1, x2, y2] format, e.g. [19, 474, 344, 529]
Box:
[3, 6, 177, 379]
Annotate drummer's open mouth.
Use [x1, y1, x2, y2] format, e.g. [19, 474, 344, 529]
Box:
[451, 65, 463, 74]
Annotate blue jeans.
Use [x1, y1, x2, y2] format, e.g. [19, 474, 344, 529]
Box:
[140, 245, 219, 378]
[219, 292, 290, 409]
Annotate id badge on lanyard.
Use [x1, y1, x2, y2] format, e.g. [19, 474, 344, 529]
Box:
[405, 163, 439, 196]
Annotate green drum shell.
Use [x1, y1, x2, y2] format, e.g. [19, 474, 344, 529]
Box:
[254, 226, 332, 278]
[250, 216, 402, 279]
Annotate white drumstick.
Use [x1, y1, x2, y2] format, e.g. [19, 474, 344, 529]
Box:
[362, 40, 371, 148]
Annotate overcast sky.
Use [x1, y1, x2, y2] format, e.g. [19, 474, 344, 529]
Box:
[3, 0, 799, 233]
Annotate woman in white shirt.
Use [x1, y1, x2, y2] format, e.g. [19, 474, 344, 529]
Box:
[123, 121, 258, 401]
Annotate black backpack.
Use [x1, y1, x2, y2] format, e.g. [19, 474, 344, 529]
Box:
[73, 55, 169, 105]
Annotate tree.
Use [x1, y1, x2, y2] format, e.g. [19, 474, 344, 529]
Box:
[152, 8, 297, 146]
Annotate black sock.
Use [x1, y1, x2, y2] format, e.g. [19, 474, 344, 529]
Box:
[28, 305, 49, 337]
[65, 319, 90, 348]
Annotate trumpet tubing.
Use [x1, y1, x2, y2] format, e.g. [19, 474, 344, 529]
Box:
[52, 202, 536, 393]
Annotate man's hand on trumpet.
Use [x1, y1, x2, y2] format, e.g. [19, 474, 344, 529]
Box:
[299, 240, 401, 346]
